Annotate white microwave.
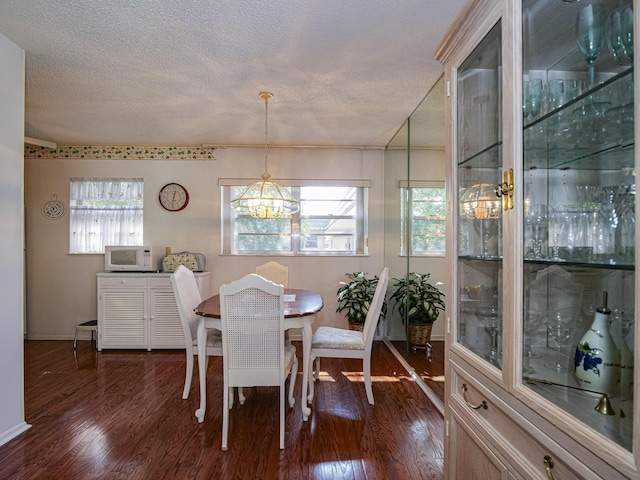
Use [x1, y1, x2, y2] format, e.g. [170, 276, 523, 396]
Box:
[104, 245, 160, 272]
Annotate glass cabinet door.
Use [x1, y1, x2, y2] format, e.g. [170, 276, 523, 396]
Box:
[456, 20, 504, 369]
[521, 0, 634, 452]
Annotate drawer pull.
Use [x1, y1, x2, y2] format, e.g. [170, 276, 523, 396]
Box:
[462, 383, 487, 410]
[543, 455, 555, 480]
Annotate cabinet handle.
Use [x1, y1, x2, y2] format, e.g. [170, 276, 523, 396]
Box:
[543, 455, 555, 480]
[461, 383, 488, 410]
[494, 168, 514, 211]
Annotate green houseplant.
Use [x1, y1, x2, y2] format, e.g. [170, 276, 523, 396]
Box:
[389, 272, 445, 348]
[336, 271, 387, 331]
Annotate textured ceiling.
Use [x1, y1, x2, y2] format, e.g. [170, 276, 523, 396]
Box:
[0, 0, 466, 148]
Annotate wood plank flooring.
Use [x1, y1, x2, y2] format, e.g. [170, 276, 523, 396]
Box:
[0, 340, 444, 480]
[391, 341, 445, 404]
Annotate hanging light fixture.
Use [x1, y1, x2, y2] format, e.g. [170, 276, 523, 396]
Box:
[460, 183, 502, 220]
[231, 92, 299, 219]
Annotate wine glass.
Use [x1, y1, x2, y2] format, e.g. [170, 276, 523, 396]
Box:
[546, 309, 575, 373]
[474, 218, 500, 258]
[607, 7, 625, 64]
[476, 305, 503, 368]
[620, 4, 633, 62]
[523, 309, 543, 374]
[524, 204, 548, 259]
[576, 3, 607, 88]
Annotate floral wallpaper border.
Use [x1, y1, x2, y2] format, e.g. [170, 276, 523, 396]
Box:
[24, 145, 216, 160]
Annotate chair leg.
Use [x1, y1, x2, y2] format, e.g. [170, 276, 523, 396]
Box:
[363, 356, 374, 405]
[73, 330, 78, 351]
[183, 353, 194, 399]
[307, 354, 317, 403]
[280, 383, 285, 449]
[222, 384, 230, 451]
[238, 387, 245, 405]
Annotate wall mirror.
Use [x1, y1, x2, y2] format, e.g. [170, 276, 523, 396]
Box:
[384, 75, 446, 407]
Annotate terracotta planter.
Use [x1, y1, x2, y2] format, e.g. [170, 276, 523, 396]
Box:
[348, 322, 364, 332]
[409, 323, 433, 349]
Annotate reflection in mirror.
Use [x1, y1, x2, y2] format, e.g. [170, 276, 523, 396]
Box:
[384, 76, 446, 410]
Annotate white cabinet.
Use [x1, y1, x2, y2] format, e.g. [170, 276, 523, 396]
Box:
[97, 272, 210, 351]
[437, 0, 638, 478]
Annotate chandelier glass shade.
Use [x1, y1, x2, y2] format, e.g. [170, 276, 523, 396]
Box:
[231, 92, 299, 219]
[460, 183, 502, 220]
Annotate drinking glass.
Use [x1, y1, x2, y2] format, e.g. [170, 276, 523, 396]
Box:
[546, 309, 575, 373]
[474, 218, 500, 258]
[607, 7, 625, 64]
[523, 310, 543, 374]
[524, 204, 548, 259]
[620, 4, 633, 62]
[576, 3, 607, 88]
[529, 79, 543, 119]
[476, 305, 503, 368]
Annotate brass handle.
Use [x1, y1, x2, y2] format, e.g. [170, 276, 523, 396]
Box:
[494, 169, 514, 211]
[462, 383, 488, 410]
[543, 455, 555, 480]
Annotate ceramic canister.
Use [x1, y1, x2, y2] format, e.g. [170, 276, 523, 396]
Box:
[574, 306, 621, 396]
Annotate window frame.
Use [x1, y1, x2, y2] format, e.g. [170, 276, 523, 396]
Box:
[220, 178, 370, 256]
[400, 180, 446, 257]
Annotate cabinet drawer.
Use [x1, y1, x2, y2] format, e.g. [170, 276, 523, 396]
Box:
[149, 276, 171, 288]
[450, 367, 598, 480]
[99, 276, 148, 287]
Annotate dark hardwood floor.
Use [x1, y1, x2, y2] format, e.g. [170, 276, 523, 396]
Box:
[0, 340, 444, 480]
[391, 341, 445, 404]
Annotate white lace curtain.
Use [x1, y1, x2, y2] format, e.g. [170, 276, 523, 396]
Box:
[69, 178, 144, 253]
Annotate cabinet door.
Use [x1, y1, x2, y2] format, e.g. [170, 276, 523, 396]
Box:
[149, 288, 184, 348]
[448, 415, 510, 480]
[99, 289, 147, 348]
[455, 19, 505, 373]
[518, 0, 636, 473]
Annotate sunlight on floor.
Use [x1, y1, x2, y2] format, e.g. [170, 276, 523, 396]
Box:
[315, 370, 411, 383]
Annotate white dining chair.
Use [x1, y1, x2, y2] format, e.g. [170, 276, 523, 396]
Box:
[171, 265, 224, 400]
[219, 273, 298, 450]
[255, 261, 289, 288]
[308, 267, 389, 405]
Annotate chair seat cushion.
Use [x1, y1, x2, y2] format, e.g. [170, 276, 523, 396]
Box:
[312, 326, 364, 350]
[191, 329, 222, 348]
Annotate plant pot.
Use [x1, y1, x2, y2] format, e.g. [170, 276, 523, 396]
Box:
[348, 322, 364, 332]
[409, 323, 432, 350]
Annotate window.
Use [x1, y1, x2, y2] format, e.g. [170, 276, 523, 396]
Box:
[69, 178, 144, 253]
[221, 180, 369, 255]
[401, 182, 446, 256]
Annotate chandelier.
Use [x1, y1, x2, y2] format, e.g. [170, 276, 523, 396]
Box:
[231, 92, 299, 219]
[460, 183, 502, 220]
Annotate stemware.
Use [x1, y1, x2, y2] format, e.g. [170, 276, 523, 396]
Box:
[607, 7, 625, 64]
[523, 309, 543, 374]
[476, 305, 503, 368]
[474, 218, 500, 258]
[524, 204, 548, 259]
[620, 4, 634, 62]
[576, 3, 607, 88]
[546, 309, 575, 373]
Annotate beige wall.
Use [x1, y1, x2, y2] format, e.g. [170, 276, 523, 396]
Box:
[25, 147, 385, 340]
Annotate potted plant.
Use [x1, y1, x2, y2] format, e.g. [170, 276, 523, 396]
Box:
[336, 271, 387, 331]
[389, 272, 445, 349]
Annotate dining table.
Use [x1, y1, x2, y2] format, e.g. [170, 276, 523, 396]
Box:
[194, 288, 323, 423]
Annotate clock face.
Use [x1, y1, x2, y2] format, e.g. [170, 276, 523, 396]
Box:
[159, 183, 189, 211]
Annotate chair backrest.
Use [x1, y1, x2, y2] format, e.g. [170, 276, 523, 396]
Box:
[220, 274, 285, 387]
[255, 261, 288, 288]
[171, 265, 202, 346]
[362, 267, 389, 348]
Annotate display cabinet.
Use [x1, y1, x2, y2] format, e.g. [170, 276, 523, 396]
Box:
[437, 0, 637, 478]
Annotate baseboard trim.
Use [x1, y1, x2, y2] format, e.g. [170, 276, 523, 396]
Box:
[0, 421, 31, 448]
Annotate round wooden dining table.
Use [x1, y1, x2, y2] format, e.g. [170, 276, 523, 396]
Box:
[194, 288, 323, 423]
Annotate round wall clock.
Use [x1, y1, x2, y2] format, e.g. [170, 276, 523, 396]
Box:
[159, 183, 189, 211]
[42, 196, 66, 220]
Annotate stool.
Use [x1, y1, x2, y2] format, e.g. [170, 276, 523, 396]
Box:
[74, 320, 97, 351]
